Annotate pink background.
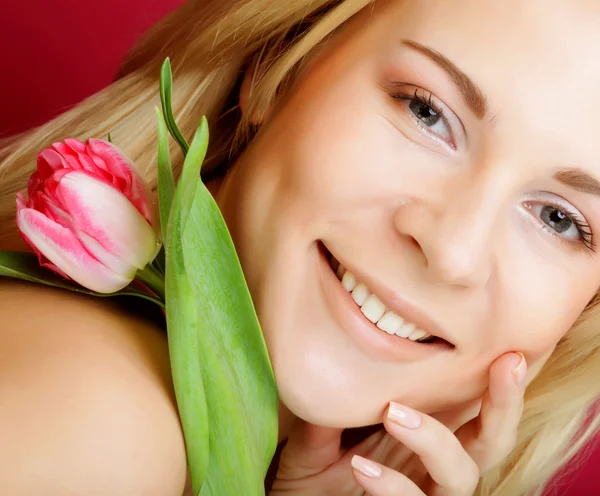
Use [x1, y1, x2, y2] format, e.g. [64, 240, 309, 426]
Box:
[1, 1, 598, 493]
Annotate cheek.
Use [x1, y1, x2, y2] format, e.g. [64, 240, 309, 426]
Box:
[267, 95, 429, 234]
[273, 106, 385, 202]
[494, 248, 597, 361]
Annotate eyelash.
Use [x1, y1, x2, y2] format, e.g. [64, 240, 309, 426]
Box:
[389, 85, 596, 253]
[531, 200, 595, 252]
[390, 88, 455, 147]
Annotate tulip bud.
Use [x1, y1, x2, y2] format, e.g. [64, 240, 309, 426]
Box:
[16, 138, 161, 293]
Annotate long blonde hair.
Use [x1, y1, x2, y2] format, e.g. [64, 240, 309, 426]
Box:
[1, 0, 599, 493]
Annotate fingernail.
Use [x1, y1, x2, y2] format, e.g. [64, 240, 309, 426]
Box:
[511, 352, 527, 387]
[387, 402, 422, 429]
[351, 455, 382, 478]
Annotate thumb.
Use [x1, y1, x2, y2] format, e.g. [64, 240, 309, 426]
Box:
[278, 419, 345, 478]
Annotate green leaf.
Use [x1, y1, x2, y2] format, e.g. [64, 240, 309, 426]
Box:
[160, 58, 190, 156]
[178, 117, 208, 230]
[165, 229, 210, 494]
[155, 107, 176, 242]
[164, 121, 211, 494]
[0, 250, 164, 308]
[107, 132, 114, 144]
[135, 264, 165, 300]
[151, 245, 166, 275]
[179, 124, 278, 495]
[158, 62, 277, 495]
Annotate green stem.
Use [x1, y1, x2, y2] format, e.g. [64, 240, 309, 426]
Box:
[136, 265, 166, 301]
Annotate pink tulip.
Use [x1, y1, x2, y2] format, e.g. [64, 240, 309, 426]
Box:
[16, 138, 161, 293]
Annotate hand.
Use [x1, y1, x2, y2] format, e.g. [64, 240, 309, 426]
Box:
[269, 352, 527, 496]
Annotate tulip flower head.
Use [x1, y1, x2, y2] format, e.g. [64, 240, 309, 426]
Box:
[16, 138, 161, 293]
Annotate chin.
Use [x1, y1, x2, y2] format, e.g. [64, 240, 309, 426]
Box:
[272, 355, 388, 428]
[277, 384, 366, 429]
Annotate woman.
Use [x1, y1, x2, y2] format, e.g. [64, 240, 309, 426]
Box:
[1, 0, 599, 494]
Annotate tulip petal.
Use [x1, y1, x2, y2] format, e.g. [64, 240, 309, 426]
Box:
[62, 138, 86, 154]
[35, 148, 69, 184]
[38, 149, 69, 176]
[26, 171, 44, 198]
[16, 208, 132, 293]
[76, 230, 135, 276]
[87, 139, 134, 186]
[54, 141, 99, 174]
[56, 171, 159, 270]
[33, 191, 71, 227]
[86, 139, 154, 223]
[52, 142, 84, 171]
[16, 192, 27, 212]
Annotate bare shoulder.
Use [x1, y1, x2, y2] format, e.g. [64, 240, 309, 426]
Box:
[0, 279, 187, 495]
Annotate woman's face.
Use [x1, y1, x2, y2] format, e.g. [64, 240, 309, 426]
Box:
[216, 0, 600, 427]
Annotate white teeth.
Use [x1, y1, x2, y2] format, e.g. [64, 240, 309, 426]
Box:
[352, 283, 369, 306]
[361, 294, 386, 323]
[377, 311, 404, 335]
[408, 329, 428, 341]
[341, 271, 356, 291]
[396, 321, 416, 339]
[329, 257, 435, 344]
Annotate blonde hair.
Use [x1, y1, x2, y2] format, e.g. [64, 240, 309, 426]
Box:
[1, 0, 599, 494]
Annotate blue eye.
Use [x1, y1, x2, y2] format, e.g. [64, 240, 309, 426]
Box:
[391, 88, 455, 147]
[409, 98, 441, 127]
[526, 201, 594, 251]
[540, 206, 574, 235]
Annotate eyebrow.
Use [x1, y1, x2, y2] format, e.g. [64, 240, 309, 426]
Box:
[554, 168, 600, 197]
[402, 39, 488, 119]
[401, 41, 600, 197]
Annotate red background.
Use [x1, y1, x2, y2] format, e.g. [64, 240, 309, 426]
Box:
[0, 0, 185, 136]
[1, 1, 598, 493]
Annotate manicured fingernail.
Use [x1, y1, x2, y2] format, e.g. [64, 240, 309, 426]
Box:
[511, 352, 527, 387]
[351, 455, 382, 478]
[387, 402, 422, 429]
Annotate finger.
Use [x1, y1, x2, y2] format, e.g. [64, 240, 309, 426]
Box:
[351, 455, 426, 496]
[455, 352, 527, 473]
[395, 401, 482, 486]
[277, 419, 345, 478]
[382, 402, 480, 496]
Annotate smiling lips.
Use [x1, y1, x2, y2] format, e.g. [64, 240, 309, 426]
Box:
[328, 254, 436, 343]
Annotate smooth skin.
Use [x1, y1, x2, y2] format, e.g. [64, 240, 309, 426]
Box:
[271, 353, 531, 495]
[0, 280, 188, 495]
[0, 279, 526, 496]
[0, 279, 530, 495]
[3, 0, 600, 494]
[224, 0, 600, 428]
[228, 0, 600, 492]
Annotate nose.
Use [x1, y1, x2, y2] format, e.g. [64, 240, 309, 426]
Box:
[394, 184, 501, 289]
